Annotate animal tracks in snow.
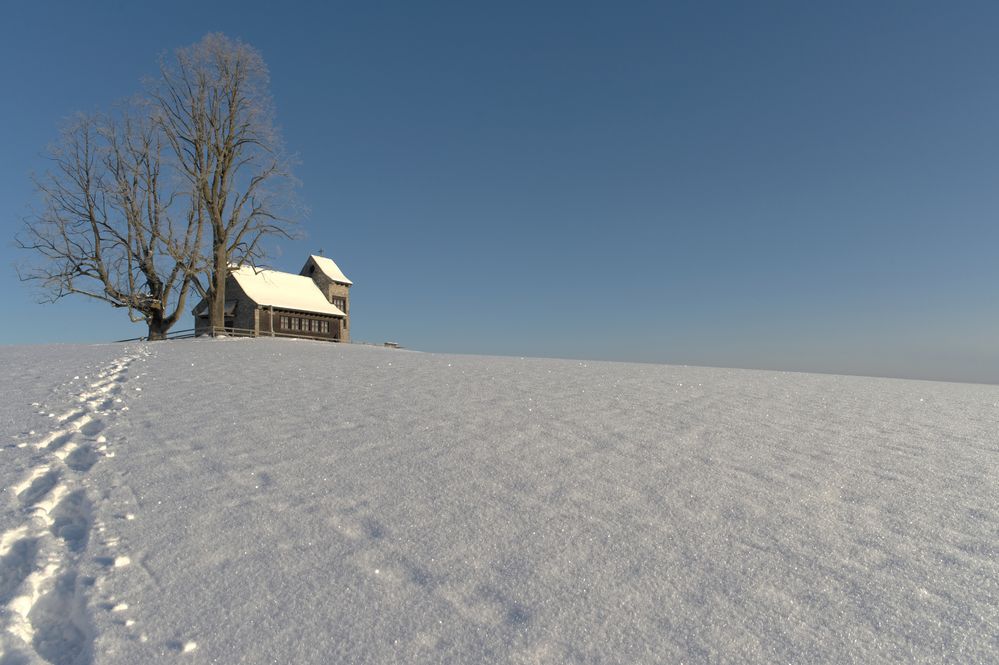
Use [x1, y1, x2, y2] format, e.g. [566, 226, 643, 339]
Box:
[0, 346, 148, 663]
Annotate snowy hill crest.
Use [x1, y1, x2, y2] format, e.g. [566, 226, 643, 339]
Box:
[0, 339, 996, 663]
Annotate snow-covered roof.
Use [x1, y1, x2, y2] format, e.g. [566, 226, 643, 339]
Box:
[231, 265, 346, 316]
[309, 254, 352, 285]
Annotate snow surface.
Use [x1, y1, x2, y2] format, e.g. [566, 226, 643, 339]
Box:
[0, 339, 997, 664]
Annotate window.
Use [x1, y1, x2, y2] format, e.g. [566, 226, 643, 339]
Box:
[280, 316, 332, 335]
[332, 297, 345, 313]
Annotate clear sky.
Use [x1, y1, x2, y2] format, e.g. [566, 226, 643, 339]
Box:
[1, 1, 997, 384]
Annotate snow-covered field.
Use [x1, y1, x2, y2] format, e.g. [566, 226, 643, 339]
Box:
[0, 338, 996, 664]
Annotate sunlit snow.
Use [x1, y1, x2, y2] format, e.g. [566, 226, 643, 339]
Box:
[0, 339, 996, 663]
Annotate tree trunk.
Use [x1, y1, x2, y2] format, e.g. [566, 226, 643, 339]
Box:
[146, 312, 169, 341]
[208, 242, 228, 334]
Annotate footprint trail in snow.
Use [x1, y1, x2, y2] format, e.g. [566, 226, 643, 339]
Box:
[0, 345, 150, 663]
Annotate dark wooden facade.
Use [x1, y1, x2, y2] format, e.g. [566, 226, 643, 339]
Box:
[256, 308, 342, 340]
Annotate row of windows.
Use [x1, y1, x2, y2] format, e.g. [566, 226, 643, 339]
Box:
[278, 315, 331, 334]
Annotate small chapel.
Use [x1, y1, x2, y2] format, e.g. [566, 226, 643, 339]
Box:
[193, 255, 352, 341]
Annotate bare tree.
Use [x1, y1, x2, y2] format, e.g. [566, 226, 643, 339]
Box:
[17, 111, 203, 340]
[152, 33, 296, 333]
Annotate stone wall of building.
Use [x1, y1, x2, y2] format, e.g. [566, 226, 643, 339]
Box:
[325, 281, 351, 343]
[228, 276, 260, 333]
[302, 259, 351, 343]
[193, 274, 258, 335]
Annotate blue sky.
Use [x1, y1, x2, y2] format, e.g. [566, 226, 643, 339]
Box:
[1, 1, 997, 383]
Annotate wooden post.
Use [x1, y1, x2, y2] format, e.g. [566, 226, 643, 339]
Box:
[269, 306, 275, 336]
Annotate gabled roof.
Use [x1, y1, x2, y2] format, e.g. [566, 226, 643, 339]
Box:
[308, 254, 352, 285]
[231, 265, 346, 316]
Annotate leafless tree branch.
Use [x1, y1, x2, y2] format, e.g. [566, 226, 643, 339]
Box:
[16, 110, 203, 339]
[151, 33, 298, 331]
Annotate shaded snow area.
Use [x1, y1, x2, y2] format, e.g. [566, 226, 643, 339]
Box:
[1, 339, 997, 664]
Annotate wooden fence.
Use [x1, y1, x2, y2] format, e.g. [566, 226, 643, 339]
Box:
[114, 327, 398, 347]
